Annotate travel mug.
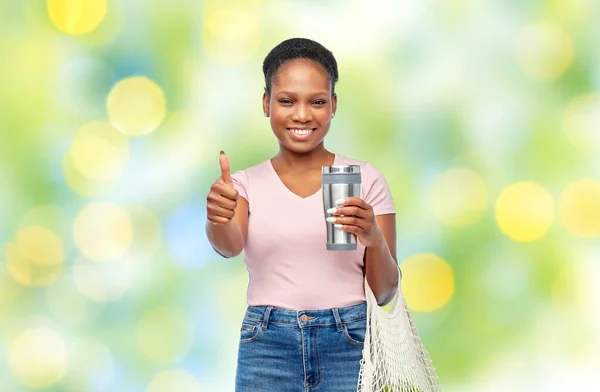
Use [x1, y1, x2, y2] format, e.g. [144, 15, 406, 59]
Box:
[322, 165, 362, 250]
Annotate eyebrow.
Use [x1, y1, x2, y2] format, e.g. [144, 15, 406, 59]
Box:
[276, 91, 330, 97]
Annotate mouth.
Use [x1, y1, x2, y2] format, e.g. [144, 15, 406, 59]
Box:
[287, 127, 317, 141]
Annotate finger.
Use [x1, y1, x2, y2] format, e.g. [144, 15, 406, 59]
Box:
[207, 215, 231, 225]
[207, 203, 236, 219]
[327, 206, 366, 218]
[334, 223, 363, 234]
[327, 215, 366, 229]
[212, 182, 238, 201]
[335, 197, 369, 210]
[219, 151, 232, 184]
[206, 192, 237, 211]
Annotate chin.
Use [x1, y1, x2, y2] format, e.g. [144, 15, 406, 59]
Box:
[282, 144, 315, 154]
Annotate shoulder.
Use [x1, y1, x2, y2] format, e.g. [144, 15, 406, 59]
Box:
[231, 159, 271, 180]
[335, 154, 386, 181]
[230, 159, 270, 207]
[336, 154, 395, 213]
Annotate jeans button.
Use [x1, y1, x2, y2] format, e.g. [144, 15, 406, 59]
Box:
[300, 314, 308, 322]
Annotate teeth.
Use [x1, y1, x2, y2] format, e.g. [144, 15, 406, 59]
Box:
[290, 129, 311, 135]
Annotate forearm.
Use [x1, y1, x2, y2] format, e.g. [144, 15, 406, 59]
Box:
[364, 230, 400, 306]
[205, 219, 244, 258]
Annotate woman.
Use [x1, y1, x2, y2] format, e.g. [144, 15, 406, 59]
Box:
[205, 38, 399, 392]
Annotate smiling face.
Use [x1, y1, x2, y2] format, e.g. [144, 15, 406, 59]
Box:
[263, 58, 337, 155]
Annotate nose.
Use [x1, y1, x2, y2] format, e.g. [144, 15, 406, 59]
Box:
[291, 103, 313, 123]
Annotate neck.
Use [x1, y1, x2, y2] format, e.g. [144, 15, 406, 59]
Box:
[273, 144, 334, 172]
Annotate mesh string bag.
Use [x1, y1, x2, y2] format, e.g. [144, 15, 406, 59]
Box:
[357, 268, 442, 392]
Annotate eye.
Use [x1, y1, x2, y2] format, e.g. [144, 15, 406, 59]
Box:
[278, 99, 293, 105]
[313, 100, 326, 105]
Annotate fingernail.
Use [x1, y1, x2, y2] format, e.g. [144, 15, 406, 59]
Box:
[334, 224, 343, 228]
[220, 150, 224, 155]
[326, 217, 336, 223]
[335, 198, 346, 205]
[326, 208, 337, 214]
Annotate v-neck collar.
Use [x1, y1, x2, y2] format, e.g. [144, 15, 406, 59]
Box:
[268, 154, 339, 201]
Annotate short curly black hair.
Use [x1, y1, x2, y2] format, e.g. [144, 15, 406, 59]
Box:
[262, 37, 339, 96]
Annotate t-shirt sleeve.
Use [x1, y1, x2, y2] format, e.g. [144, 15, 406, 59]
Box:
[363, 163, 396, 215]
[231, 169, 249, 202]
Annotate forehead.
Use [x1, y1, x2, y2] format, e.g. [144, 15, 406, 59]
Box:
[272, 59, 331, 92]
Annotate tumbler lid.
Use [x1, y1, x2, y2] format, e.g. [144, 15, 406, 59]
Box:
[322, 165, 361, 174]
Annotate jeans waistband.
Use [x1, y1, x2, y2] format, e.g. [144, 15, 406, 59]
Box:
[243, 301, 367, 330]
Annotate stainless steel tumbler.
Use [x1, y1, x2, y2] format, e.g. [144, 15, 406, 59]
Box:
[322, 165, 362, 250]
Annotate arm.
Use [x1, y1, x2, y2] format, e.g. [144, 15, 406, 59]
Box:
[205, 196, 249, 258]
[327, 198, 399, 306]
[363, 213, 399, 306]
[205, 151, 249, 258]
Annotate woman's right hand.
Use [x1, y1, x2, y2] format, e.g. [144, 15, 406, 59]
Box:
[206, 151, 239, 225]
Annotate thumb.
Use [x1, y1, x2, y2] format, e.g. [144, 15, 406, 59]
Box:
[219, 150, 232, 184]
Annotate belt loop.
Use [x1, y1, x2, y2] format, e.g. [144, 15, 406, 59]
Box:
[261, 306, 273, 331]
[332, 308, 344, 332]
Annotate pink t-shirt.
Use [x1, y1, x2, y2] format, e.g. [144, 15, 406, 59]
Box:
[231, 153, 396, 310]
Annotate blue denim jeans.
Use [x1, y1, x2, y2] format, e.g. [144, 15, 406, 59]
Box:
[235, 301, 367, 392]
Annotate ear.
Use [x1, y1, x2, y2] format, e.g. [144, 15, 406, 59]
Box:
[332, 93, 337, 116]
[262, 91, 269, 116]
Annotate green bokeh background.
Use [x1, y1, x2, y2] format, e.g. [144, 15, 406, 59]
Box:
[1, 0, 599, 391]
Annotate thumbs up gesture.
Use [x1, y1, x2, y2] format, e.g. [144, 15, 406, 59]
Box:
[206, 151, 239, 225]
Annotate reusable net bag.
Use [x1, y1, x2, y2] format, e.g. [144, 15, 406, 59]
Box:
[357, 269, 442, 392]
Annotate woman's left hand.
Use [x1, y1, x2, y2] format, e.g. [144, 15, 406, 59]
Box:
[326, 197, 383, 248]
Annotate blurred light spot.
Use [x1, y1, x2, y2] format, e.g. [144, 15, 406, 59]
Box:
[559, 179, 600, 238]
[5, 226, 65, 287]
[545, 0, 597, 26]
[6, 242, 63, 286]
[107, 76, 167, 136]
[72, 255, 134, 302]
[201, 6, 261, 66]
[400, 253, 454, 312]
[427, 166, 488, 228]
[125, 206, 162, 263]
[516, 21, 573, 80]
[18, 205, 72, 244]
[166, 205, 215, 268]
[46, 274, 104, 328]
[67, 0, 125, 46]
[63, 338, 115, 392]
[74, 202, 132, 262]
[563, 94, 600, 152]
[47, 0, 107, 35]
[73, 134, 121, 178]
[17, 226, 64, 266]
[495, 182, 554, 242]
[146, 370, 202, 392]
[62, 150, 115, 197]
[68, 121, 129, 182]
[0, 268, 25, 302]
[8, 327, 69, 389]
[136, 307, 195, 364]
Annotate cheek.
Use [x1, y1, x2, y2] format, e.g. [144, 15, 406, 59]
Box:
[316, 111, 332, 124]
[271, 109, 289, 123]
